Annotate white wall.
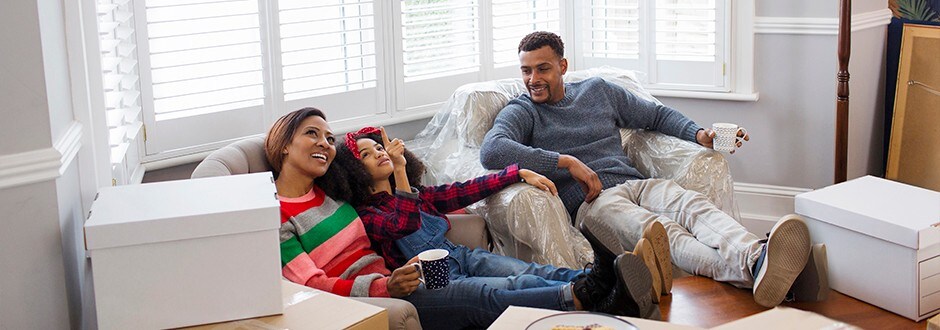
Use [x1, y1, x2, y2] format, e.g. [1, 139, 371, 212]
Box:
[669, 33, 841, 189]
[0, 1, 53, 155]
[38, 0, 73, 142]
[667, 0, 888, 191]
[0, 0, 87, 329]
[757, 0, 835, 18]
[847, 26, 888, 179]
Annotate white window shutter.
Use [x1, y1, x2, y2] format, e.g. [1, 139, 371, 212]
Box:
[580, 0, 643, 70]
[490, 0, 562, 78]
[139, 0, 267, 156]
[96, 0, 144, 185]
[275, 0, 382, 125]
[398, 0, 481, 112]
[578, 0, 727, 91]
[652, 0, 725, 89]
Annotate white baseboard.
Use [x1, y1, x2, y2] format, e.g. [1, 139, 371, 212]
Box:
[734, 182, 813, 236]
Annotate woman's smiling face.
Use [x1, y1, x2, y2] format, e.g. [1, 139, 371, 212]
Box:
[281, 115, 336, 179]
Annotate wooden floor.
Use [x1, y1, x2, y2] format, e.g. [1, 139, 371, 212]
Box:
[661, 276, 928, 329]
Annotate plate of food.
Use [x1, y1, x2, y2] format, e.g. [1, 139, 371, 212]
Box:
[525, 312, 638, 330]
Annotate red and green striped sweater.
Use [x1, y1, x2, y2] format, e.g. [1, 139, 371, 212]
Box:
[278, 185, 390, 297]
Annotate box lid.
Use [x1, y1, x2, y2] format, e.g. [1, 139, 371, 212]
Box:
[85, 172, 280, 250]
[795, 176, 940, 249]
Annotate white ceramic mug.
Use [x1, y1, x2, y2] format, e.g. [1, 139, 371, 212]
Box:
[410, 249, 450, 290]
[712, 123, 748, 153]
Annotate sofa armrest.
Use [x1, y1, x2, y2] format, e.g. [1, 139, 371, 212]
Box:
[621, 129, 706, 179]
[445, 214, 489, 251]
[466, 183, 592, 269]
[621, 129, 738, 219]
[191, 136, 271, 178]
[351, 297, 422, 330]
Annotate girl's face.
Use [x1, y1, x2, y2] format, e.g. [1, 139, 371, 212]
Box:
[281, 116, 336, 179]
[356, 138, 393, 182]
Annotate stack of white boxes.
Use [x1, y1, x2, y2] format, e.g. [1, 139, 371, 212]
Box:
[795, 176, 940, 321]
[85, 173, 283, 329]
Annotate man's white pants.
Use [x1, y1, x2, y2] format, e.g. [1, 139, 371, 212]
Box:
[577, 179, 762, 288]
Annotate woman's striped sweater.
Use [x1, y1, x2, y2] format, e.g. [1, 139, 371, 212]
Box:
[278, 185, 391, 297]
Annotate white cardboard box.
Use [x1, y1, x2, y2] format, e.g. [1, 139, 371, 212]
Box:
[795, 175, 940, 321]
[85, 172, 283, 329]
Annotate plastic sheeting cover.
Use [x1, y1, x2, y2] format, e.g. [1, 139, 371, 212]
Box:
[411, 66, 739, 269]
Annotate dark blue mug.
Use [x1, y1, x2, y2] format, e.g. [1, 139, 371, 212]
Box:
[411, 249, 450, 290]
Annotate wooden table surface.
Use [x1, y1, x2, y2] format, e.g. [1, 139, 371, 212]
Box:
[662, 276, 928, 329]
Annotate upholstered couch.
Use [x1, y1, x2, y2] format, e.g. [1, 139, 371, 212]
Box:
[191, 136, 487, 330]
[410, 67, 740, 270]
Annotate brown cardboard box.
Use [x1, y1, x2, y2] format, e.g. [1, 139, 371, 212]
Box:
[185, 280, 387, 330]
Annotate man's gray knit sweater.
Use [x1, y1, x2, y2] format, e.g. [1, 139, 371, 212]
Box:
[480, 77, 702, 216]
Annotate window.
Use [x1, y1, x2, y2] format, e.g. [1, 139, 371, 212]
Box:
[396, 0, 480, 112]
[575, 0, 729, 91]
[84, 0, 747, 172]
[275, 0, 384, 131]
[491, 0, 562, 77]
[400, 0, 479, 82]
[138, 0, 267, 157]
[96, 0, 144, 184]
[395, 0, 565, 112]
[278, 1, 377, 101]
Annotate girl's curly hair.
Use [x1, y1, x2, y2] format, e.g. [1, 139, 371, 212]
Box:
[320, 133, 426, 207]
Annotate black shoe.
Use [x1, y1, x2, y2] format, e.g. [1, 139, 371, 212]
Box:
[572, 265, 613, 310]
[593, 254, 658, 319]
[579, 220, 621, 286]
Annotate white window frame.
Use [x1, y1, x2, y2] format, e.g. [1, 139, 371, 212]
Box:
[569, 0, 756, 101]
[73, 0, 754, 173]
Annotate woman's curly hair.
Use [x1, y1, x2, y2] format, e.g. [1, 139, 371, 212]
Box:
[320, 133, 426, 207]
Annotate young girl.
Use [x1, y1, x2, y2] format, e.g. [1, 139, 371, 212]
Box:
[325, 126, 661, 323]
[267, 109, 654, 328]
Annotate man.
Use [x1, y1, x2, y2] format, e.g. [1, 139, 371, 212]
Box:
[479, 31, 812, 307]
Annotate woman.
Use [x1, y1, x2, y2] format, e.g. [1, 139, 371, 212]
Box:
[267, 109, 653, 329]
[324, 125, 661, 323]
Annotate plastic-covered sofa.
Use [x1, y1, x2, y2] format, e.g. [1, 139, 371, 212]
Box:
[410, 66, 739, 270]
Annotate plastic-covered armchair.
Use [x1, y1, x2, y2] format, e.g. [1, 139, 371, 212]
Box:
[410, 67, 739, 270]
